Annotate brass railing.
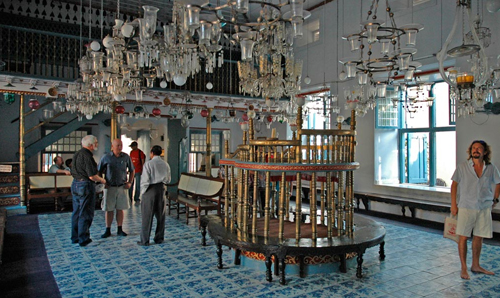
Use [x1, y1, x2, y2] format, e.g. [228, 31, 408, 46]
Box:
[221, 111, 358, 243]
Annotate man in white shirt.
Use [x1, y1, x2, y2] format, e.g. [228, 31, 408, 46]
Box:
[451, 140, 500, 279]
[138, 145, 171, 246]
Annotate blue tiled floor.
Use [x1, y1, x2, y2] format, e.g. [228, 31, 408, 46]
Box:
[39, 205, 500, 298]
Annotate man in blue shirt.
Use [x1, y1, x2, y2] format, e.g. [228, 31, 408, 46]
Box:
[451, 140, 500, 279]
[98, 139, 135, 238]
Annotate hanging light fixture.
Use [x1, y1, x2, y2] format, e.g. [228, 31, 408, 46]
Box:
[436, 0, 500, 117]
[340, 0, 424, 112]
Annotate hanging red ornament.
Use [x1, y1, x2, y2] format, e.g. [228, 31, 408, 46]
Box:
[267, 115, 273, 123]
[242, 113, 249, 121]
[115, 105, 125, 114]
[200, 109, 209, 117]
[152, 107, 162, 117]
[28, 98, 40, 110]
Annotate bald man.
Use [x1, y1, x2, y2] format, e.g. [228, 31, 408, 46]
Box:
[98, 139, 135, 238]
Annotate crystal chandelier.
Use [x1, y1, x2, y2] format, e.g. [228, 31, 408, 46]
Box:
[437, 0, 500, 118]
[233, 1, 306, 99]
[391, 82, 434, 116]
[72, 0, 224, 118]
[340, 0, 424, 102]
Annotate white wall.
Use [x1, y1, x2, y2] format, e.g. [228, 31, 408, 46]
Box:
[293, 0, 500, 224]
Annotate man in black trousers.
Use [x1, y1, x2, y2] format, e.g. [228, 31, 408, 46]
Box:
[138, 145, 171, 246]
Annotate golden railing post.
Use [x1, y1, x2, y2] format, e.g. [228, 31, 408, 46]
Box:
[278, 171, 286, 240]
[19, 94, 26, 207]
[295, 172, 302, 242]
[252, 170, 258, 234]
[110, 102, 118, 141]
[224, 165, 230, 227]
[311, 172, 317, 241]
[337, 171, 345, 236]
[236, 168, 243, 229]
[320, 181, 325, 224]
[243, 169, 249, 232]
[264, 171, 271, 238]
[270, 181, 276, 218]
[326, 172, 333, 238]
[231, 166, 237, 228]
[205, 108, 212, 177]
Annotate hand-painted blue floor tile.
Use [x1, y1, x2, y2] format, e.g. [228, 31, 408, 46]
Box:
[38, 204, 500, 297]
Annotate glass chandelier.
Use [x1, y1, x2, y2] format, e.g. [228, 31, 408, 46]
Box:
[233, 1, 306, 99]
[340, 0, 424, 110]
[72, 0, 225, 118]
[437, 0, 500, 117]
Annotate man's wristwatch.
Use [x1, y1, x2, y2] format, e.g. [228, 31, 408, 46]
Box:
[494, 198, 499, 204]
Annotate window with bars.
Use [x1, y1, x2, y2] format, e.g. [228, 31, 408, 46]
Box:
[190, 133, 221, 153]
[41, 128, 90, 172]
[376, 91, 399, 128]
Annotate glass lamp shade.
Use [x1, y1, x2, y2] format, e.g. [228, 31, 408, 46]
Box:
[90, 40, 101, 51]
[173, 74, 187, 86]
[290, 0, 304, 21]
[247, 110, 256, 119]
[121, 22, 134, 38]
[376, 83, 387, 98]
[240, 39, 255, 61]
[292, 19, 304, 38]
[486, 0, 500, 13]
[397, 54, 411, 70]
[336, 115, 345, 124]
[405, 69, 415, 81]
[347, 35, 360, 51]
[365, 23, 380, 44]
[235, 0, 249, 14]
[380, 40, 390, 55]
[115, 105, 125, 114]
[152, 107, 162, 117]
[134, 105, 145, 113]
[186, 6, 201, 29]
[240, 122, 249, 131]
[223, 130, 231, 140]
[142, 6, 159, 30]
[198, 22, 212, 44]
[357, 72, 368, 85]
[42, 108, 54, 120]
[28, 98, 40, 110]
[405, 29, 418, 46]
[135, 89, 144, 102]
[346, 62, 357, 78]
[3, 93, 15, 104]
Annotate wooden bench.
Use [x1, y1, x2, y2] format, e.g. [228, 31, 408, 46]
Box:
[167, 172, 224, 227]
[354, 192, 450, 218]
[26, 173, 73, 213]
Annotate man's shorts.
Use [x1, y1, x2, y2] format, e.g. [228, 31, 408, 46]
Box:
[456, 207, 492, 238]
[102, 186, 130, 211]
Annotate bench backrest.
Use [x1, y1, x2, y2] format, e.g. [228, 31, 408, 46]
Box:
[56, 175, 73, 188]
[27, 173, 73, 190]
[177, 172, 224, 197]
[29, 176, 55, 189]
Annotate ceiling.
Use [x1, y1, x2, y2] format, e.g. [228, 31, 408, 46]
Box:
[54, 0, 333, 28]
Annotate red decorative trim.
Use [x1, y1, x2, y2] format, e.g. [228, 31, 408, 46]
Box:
[241, 250, 357, 264]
